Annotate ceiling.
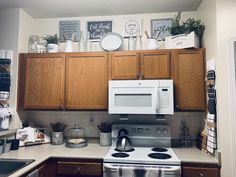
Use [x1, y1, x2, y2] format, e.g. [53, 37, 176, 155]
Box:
[0, 0, 203, 18]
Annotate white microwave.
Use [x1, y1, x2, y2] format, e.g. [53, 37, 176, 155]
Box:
[108, 80, 174, 115]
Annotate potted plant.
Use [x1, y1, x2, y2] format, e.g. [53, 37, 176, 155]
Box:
[170, 12, 205, 46]
[98, 122, 112, 146]
[44, 34, 59, 53]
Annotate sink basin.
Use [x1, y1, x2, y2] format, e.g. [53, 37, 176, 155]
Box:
[0, 158, 35, 177]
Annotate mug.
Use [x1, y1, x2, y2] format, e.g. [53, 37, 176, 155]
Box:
[10, 139, 20, 150]
[147, 38, 162, 50]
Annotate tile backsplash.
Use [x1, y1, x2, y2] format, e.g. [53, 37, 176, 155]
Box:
[19, 111, 205, 140]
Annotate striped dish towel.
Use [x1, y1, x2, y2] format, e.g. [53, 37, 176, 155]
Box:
[207, 113, 217, 153]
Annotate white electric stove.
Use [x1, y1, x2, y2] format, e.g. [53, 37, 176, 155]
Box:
[103, 124, 181, 177]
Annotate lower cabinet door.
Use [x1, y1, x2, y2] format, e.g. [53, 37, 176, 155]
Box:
[182, 166, 220, 177]
[57, 161, 102, 177]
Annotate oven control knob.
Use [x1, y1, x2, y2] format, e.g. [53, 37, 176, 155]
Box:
[163, 128, 168, 134]
[156, 128, 161, 134]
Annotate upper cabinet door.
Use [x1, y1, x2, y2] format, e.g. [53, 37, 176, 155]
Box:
[65, 52, 108, 110]
[110, 51, 139, 79]
[23, 54, 65, 109]
[172, 49, 206, 110]
[140, 50, 171, 79]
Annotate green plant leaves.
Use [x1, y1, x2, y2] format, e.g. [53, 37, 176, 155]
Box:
[170, 12, 205, 42]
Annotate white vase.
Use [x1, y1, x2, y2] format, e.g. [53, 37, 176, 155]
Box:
[65, 40, 73, 52]
[47, 43, 59, 53]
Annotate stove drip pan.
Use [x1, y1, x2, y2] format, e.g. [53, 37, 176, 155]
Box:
[151, 147, 168, 152]
[115, 148, 135, 152]
[148, 153, 172, 159]
[111, 153, 129, 158]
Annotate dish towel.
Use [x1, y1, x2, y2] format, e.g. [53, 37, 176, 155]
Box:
[206, 70, 217, 154]
[0, 107, 12, 129]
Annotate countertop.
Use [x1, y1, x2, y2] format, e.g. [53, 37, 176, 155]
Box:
[0, 141, 219, 177]
[173, 147, 219, 164]
[0, 139, 109, 177]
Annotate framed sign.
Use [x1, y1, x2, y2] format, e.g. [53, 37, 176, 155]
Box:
[123, 18, 142, 37]
[87, 21, 112, 41]
[59, 20, 80, 42]
[151, 18, 172, 40]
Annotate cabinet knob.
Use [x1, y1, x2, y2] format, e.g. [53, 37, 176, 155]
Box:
[136, 74, 140, 79]
[176, 105, 180, 108]
[140, 72, 144, 79]
[199, 173, 204, 177]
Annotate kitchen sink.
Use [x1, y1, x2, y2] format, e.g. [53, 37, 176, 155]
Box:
[0, 158, 35, 177]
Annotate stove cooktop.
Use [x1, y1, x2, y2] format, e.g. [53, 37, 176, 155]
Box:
[104, 146, 180, 165]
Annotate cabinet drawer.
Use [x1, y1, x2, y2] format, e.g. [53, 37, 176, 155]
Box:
[57, 161, 102, 176]
[183, 166, 219, 177]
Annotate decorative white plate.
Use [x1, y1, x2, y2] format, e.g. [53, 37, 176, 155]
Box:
[99, 33, 123, 51]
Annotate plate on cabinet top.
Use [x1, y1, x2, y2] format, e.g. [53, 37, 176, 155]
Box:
[99, 32, 123, 51]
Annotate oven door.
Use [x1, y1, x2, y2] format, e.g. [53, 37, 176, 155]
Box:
[103, 163, 181, 177]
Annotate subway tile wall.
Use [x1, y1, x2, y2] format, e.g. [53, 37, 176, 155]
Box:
[19, 111, 205, 140]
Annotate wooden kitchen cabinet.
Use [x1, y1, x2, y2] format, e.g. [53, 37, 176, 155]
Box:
[140, 50, 171, 79]
[56, 159, 103, 177]
[65, 52, 108, 110]
[20, 159, 56, 177]
[171, 49, 206, 111]
[18, 53, 65, 110]
[110, 51, 139, 79]
[110, 50, 171, 80]
[182, 163, 220, 177]
[18, 52, 108, 110]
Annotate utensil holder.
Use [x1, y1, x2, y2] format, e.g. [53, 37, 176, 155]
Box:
[100, 132, 111, 146]
[51, 131, 64, 145]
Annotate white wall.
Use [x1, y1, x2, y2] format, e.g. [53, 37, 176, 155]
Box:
[18, 9, 35, 53]
[216, 1, 236, 177]
[0, 8, 22, 129]
[197, 0, 217, 61]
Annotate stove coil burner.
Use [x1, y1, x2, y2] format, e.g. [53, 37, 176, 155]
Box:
[115, 148, 135, 152]
[148, 153, 172, 159]
[151, 147, 168, 152]
[112, 153, 129, 158]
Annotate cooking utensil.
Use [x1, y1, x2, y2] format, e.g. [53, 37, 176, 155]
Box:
[99, 32, 123, 51]
[116, 129, 133, 151]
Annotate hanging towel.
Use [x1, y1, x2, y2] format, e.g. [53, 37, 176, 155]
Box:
[207, 113, 217, 154]
[121, 165, 135, 177]
[0, 107, 12, 129]
[134, 168, 146, 177]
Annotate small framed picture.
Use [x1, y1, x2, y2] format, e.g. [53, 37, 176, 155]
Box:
[59, 20, 80, 42]
[87, 21, 112, 41]
[151, 18, 172, 40]
[123, 18, 142, 37]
